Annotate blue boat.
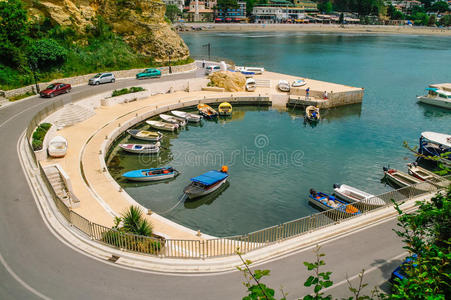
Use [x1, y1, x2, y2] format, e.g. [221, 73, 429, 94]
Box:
[122, 167, 179, 182]
[183, 168, 229, 200]
[308, 189, 361, 216]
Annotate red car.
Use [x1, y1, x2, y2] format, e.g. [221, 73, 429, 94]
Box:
[40, 83, 71, 98]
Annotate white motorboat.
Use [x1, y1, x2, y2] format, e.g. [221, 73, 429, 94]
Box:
[383, 167, 423, 187]
[171, 110, 202, 123]
[119, 143, 160, 154]
[235, 66, 264, 75]
[292, 79, 307, 87]
[159, 114, 187, 126]
[146, 120, 179, 132]
[333, 184, 386, 207]
[278, 80, 290, 92]
[48, 136, 68, 158]
[417, 86, 451, 110]
[127, 129, 163, 142]
[245, 78, 256, 92]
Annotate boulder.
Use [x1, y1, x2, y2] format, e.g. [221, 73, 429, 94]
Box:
[209, 71, 246, 92]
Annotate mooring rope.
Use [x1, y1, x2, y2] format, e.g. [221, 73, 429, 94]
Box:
[156, 193, 187, 215]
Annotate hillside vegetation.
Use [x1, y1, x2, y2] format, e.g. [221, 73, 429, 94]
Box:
[0, 0, 191, 91]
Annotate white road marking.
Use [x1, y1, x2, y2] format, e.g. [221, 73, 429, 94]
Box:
[0, 252, 51, 300]
[0, 101, 49, 129]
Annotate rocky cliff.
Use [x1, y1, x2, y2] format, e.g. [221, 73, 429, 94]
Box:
[24, 0, 189, 62]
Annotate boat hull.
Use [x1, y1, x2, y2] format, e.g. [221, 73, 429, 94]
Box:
[119, 144, 160, 154]
[146, 121, 178, 132]
[171, 111, 202, 123]
[160, 114, 187, 126]
[122, 168, 178, 182]
[384, 168, 422, 187]
[184, 178, 227, 200]
[417, 96, 451, 110]
[308, 193, 360, 216]
[333, 184, 385, 207]
[127, 130, 162, 141]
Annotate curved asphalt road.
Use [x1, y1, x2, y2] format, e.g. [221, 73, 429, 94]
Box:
[0, 68, 405, 299]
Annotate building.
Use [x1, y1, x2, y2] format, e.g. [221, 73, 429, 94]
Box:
[163, 0, 185, 11]
[187, 0, 217, 22]
[215, 1, 247, 23]
[386, 1, 423, 14]
[293, 0, 318, 11]
[253, 5, 309, 23]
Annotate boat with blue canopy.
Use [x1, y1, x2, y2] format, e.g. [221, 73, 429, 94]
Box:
[308, 189, 361, 216]
[122, 167, 179, 182]
[419, 131, 451, 167]
[183, 167, 229, 200]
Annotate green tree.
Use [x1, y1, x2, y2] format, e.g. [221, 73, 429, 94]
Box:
[388, 5, 405, 20]
[391, 188, 451, 298]
[427, 14, 437, 26]
[121, 205, 153, 236]
[318, 1, 333, 14]
[165, 4, 182, 23]
[0, 0, 29, 68]
[303, 246, 333, 300]
[439, 15, 451, 26]
[27, 39, 67, 71]
[429, 1, 450, 13]
[216, 0, 239, 9]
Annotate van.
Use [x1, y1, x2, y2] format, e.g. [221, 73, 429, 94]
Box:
[205, 65, 221, 75]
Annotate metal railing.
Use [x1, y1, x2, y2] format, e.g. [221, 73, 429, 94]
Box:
[25, 93, 450, 259]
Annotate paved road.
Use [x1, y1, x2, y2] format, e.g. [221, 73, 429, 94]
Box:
[0, 67, 404, 299]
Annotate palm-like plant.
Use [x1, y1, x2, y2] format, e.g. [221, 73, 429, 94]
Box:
[121, 205, 152, 236]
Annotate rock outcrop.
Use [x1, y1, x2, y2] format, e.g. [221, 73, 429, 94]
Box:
[24, 0, 189, 62]
[209, 71, 246, 92]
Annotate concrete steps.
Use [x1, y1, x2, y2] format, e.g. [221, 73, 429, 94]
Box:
[255, 79, 270, 88]
[44, 166, 70, 204]
[49, 104, 95, 128]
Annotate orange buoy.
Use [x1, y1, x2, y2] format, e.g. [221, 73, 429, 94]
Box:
[221, 165, 228, 173]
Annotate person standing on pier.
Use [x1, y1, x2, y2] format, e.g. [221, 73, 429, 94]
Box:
[306, 87, 310, 100]
[202, 60, 206, 68]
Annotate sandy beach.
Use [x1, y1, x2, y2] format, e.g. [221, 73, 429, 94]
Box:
[183, 23, 451, 36]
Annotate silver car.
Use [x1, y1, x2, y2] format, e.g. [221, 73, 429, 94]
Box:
[89, 73, 115, 85]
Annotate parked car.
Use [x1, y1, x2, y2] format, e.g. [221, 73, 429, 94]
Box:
[389, 255, 417, 285]
[89, 72, 115, 85]
[136, 68, 161, 79]
[205, 65, 221, 75]
[40, 83, 71, 98]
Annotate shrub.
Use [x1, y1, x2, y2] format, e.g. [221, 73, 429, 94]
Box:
[32, 139, 43, 151]
[101, 230, 163, 254]
[112, 86, 145, 97]
[39, 123, 52, 131]
[31, 123, 52, 151]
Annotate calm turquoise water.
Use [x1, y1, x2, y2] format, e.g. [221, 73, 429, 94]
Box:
[107, 32, 451, 237]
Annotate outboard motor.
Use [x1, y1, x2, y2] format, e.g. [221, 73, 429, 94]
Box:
[333, 183, 340, 189]
[309, 188, 317, 196]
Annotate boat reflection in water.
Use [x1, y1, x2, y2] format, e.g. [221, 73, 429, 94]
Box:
[184, 181, 230, 209]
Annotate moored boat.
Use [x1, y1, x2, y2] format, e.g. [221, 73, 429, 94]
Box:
[245, 78, 256, 92]
[333, 184, 385, 207]
[159, 114, 187, 126]
[127, 129, 163, 142]
[407, 162, 446, 184]
[278, 80, 290, 92]
[146, 120, 179, 132]
[171, 110, 202, 123]
[218, 102, 232, 116]
[292, 79, 307, 87]
[417, 86, 451, 110]
[419, 131, 451, 167]
[383, 167, 423, 187]
[48, 136, 68, 158]
[122, 167, 178, 182]
[305, 106, 320, 122]
[308, 189, 361, 216]
[119, 143, 160, 154]
[197, 103, 218, 119]
[183, 166, 229, 200]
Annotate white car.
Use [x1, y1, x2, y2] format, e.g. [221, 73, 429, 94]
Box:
[205, 65, 221, 75]
[292, 79, 307, 87]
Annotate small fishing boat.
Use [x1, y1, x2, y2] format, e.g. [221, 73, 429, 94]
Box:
[146, 120, 179, 132]
[245, 78, 256, 92]
[407, 162, 445, 183]
[171, 110, 202, 123]
[333, 184, 385, 207]
[308, 189, 361, 216]
[218, 102, 232, 116]
[197, 103, 218, 119]
[278, 80, 290, 92]
[183, 166, 229, 200]
[159, 114, 187, 126]
[383, 167, 423, 187]
[305, 106, 320, 122]
[127, 129, 163, 142]
[122, 167, 178, 182]
[292, 79, 307, 87]
[119, 143, 160, 154]
[48, 136, 68, 158]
